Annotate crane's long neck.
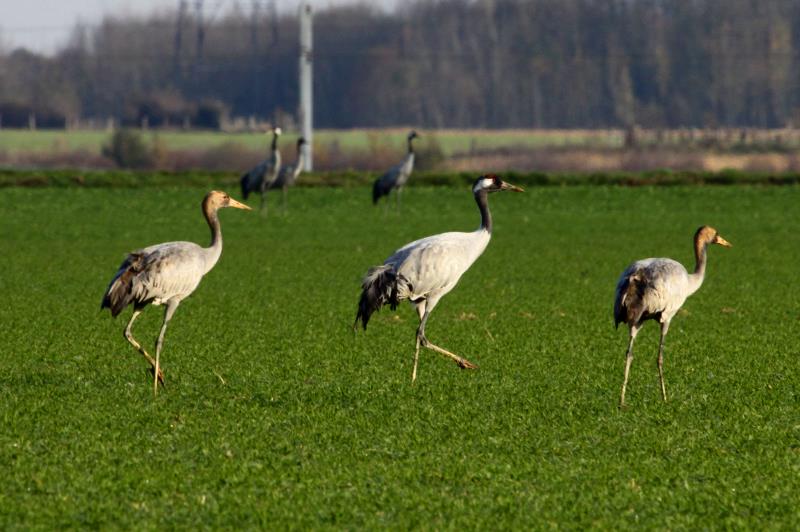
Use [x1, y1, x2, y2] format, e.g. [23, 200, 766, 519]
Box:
[271, 133, 278, 154]
[475, 190, 492, 233]
[407, 137, 415, 154]
[203, 202, 224, 273]
[688, 237, 708, 295]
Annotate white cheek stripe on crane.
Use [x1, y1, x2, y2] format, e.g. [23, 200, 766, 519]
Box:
[473, 178, 493, 193]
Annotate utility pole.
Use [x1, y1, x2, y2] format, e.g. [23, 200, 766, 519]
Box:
[299, 2, 313, 170]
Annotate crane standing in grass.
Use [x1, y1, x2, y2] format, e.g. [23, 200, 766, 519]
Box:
[614, 225, 732, 407]
[372, 130, 419, 209]
[101, 191, 251, 395]
[267, 137, 306, 211]
[354, 174, 523, 382]
[240, 126, 282, 213]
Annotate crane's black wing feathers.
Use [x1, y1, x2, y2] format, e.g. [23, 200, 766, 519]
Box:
[353, 265, 410, 330]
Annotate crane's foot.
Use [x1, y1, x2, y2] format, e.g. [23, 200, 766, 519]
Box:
[456, 358, 478, 370]
[148, 366, 166, 387]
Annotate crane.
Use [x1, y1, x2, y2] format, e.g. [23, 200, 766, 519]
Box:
[354, 174, 523, 382]
[240, 126, 282, 213]
[372, 130, 419, 208]
[614, 225, 732, 407]
[101, 190, 251, 395]
[267, 137, 306, 211]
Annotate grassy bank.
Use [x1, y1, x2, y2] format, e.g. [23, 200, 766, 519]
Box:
[2, 167, 800, 189]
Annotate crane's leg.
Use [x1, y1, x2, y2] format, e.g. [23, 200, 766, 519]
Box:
[153, 301, 179, 396]
[424, 341, 478, 369]
[411, 302, 426, 383]
[260, 188, 268, 216]
[123, 308, 164, 385]
[412, 334, 421, 383]
[417, 308, 478, 372]
[657, 321, 670, 402]
[619, 324, 639, 408]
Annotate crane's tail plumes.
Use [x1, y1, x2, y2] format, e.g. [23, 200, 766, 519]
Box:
[354, 265, 407, 330]
[372, 178, 390, 204]
[614, 270, 647, 328]
[240, 172, 251, 200]
[101, 252, 145, 317]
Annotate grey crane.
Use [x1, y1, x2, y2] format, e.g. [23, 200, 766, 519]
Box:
[101, 190, 251, 395]
[354, 174, 523, 382]
[372, 130, 419, 208]
[614, 225, 732, 407]
[267, 137, 306, 211]
[240, 126, 282, 213]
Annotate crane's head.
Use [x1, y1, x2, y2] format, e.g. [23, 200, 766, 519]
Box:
[408, 130, 420, 140]
[203, 190, 252, 212]
[472, 174, 524, 194]
[297, 137, 307, 146]
[695, 225, 732, 248]
[272, 126, 282, 136]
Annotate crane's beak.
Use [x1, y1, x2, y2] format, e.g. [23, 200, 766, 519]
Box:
[501, 181, 524, 192]
[714, 235, 732, 247]
[228, 198, 252, 211]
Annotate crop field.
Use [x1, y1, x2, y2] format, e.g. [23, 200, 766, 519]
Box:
[1, 182, 798, 528]
[0, 128, 622, 156]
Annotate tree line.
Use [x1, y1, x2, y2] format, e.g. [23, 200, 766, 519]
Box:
[1, 0, 800, 129]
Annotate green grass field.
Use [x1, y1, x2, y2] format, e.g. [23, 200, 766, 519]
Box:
[0, 128, 622, 156]
[1, 183, 798, 528]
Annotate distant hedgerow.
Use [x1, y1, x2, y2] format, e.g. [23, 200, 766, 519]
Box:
[102, 129, 154, 169]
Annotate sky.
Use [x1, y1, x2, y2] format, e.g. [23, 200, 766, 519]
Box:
[0, 0, 397, 55]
